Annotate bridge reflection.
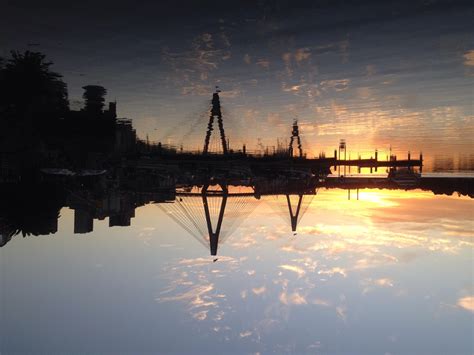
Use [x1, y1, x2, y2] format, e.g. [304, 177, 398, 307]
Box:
[0, 171, 472, 252]
[158, 179, 318, 255]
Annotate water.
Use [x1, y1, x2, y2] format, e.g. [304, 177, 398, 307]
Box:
[1, 182, 473, 354]
[1, 1, 473, 170]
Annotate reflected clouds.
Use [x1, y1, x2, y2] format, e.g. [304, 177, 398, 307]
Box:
[457, 296, 474, 313]
[152, 188, 471, 348]
[361, 278, 395, 295]
[1, 186, 469, 353]
[278, 264, 306, 278]
[279, 291, 307, 305]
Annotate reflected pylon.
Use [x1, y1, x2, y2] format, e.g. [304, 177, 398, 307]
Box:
[203, 90, 228, 155]
[289, 119, 303, 158]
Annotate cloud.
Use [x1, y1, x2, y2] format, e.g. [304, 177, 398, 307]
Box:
[280, 48, 314, 81]
[279, 264, 306, 277]
[282, 48, 311, 66]
[243, 53, 251, 65]
[361, 278, 395, 294]
[279, 292, 307, 305]
[266, 112, 285, 126]
[457, 296, 474, 312]
[375, 278, 394, 287]
[156, 282, 221, 321]
[193, 310, 209, 320]
[181, 84, 213, 96]
[312, 298, 331, 307]
[336, 305, 347, 322]
[282, 52, 293, 77]
[318, 267, 347, 278]
[294, 48, 311, 64]
[157, 284, 214, 304]
[281, 83, 307, 94]
[463, 50, 474, 66]
[219, 88, 242, 98]
[319, 79, 350, 92]
[161, 31, 231, 88]
[200, 33, 213, 47]
[178, 256, 235, 266]
[366, 64, 377, 76]
[339, 39, 350, 63]
[239, 330, 252, 338]
[220, 32, 231, 48]
[354, 255, 398, 270]
[256, 58, 270, 69]
[252, 286, 266, 295]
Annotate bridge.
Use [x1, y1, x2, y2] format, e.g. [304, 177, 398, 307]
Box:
[135, 89, 423, 176]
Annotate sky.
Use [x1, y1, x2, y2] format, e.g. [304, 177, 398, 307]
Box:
[1, 0, 473, 168]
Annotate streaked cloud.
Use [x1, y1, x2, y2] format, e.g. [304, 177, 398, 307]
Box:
[312, 298, 331, 307]
[336, 306, 347, 322]
[361, 278, 395, 294]
[320, 79, 350, 92]
[457, 296, 474, 312]
[256, 58, 270, 69]
[463, 50, 474, 66]
[279, 264, 306, 277]
[239, 330, 252, 338]
[318, 267, 347, 278]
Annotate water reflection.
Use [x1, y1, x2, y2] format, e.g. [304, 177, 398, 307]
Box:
[151, 188, 472, 353]
[1, 170, 472, 253]
[1, 176, 472, 353]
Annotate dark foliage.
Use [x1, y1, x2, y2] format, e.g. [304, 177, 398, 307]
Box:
[0, 51, 69, 119]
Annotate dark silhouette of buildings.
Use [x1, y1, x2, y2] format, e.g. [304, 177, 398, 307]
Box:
[82, 85, 107, 115]
[74, 209, 93, 234]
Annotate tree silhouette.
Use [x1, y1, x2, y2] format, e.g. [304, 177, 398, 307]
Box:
[0, 51, 69, 119]
[0, 183, 64, 246]
[82, 85, 107, 114]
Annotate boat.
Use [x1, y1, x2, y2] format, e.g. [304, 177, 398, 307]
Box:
[388, 168, 420, 187]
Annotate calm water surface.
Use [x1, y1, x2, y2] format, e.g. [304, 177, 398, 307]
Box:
[2, 1, 473, 170]
[1, 187, 472, 354]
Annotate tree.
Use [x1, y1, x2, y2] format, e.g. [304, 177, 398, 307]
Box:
[0, 51, 69, 118]
[82, 85, 107, 114]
